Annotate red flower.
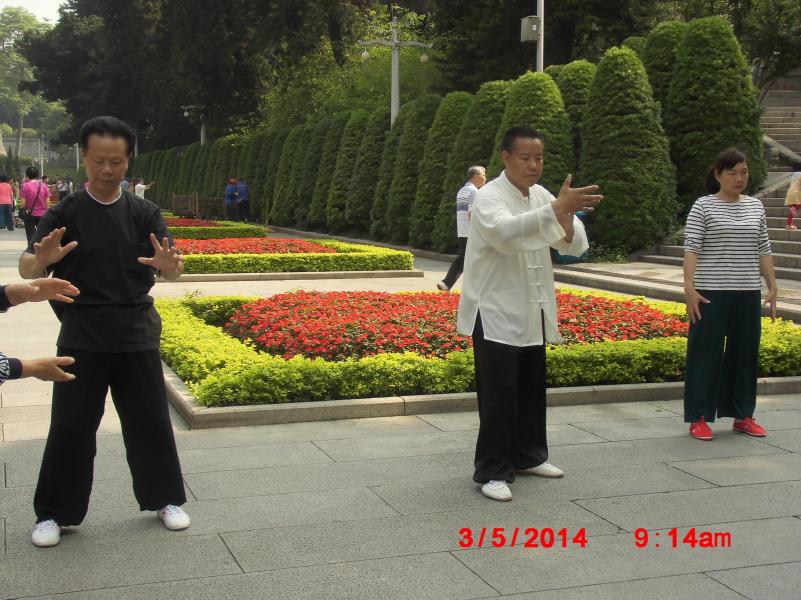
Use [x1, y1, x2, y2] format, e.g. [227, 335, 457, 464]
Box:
[175, 237, 337, 255]
[166, 218, 219, 227]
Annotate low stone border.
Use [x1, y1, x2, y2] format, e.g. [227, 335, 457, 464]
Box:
[158, 269, 424, 282]
[162, 361, 801, 429]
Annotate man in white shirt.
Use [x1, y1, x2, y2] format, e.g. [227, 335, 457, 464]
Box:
[457, 126, 602, 502]
[438, 166, 486, 291]
[134, 178, 155, 199]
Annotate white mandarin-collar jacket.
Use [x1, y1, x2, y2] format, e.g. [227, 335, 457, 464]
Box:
[456, 170, 589, 347]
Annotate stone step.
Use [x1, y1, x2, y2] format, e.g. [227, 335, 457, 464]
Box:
[768, 227, 801, 241]
[762, 117, 801, 124]
[766, 206, 796, 217]
[762, 127, 801, 134]
[762, 109, 801, 118]
[640, 254, 801, 281]
[763, 98, 801, 107]
[658, 237, 801, 254]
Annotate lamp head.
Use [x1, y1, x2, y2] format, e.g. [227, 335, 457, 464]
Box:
[361, 49, 370, 62]
[419, 53, 429, 64]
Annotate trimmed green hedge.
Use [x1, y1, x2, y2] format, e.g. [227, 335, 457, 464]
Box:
[347, 106, 390, 234]
[157, 295, 801, 407]
[580, 46, 677, 252]
[180, 240, 413, 273]
[556, 60, 597, 172]
[308, 112, 351, 229]
[327, 109, 370, 233]
[642, 20, 688, 110]
[170, 221, 269, 240]
[271, 125, 305, 225]
[296, 118, 332, 226]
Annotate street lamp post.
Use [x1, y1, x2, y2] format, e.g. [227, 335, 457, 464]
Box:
[181, 105, 207, 145]
[358, 17, 433, 126]
[521, 0, 545, 72]
[73, 143, 79, 172]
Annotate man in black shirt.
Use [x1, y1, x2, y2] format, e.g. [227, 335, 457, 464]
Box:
[19, 116, 190, 548]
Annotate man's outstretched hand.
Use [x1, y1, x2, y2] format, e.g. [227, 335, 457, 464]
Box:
[137, 233, 183, 279]
[33, 227, 78, 269]
[8, 278, 79, 305]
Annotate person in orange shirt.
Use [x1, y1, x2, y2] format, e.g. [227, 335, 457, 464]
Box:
[785, 173, 801, 231]
[0, 175, 14, 231]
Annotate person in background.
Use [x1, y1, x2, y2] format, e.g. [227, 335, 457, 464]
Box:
[20, 167, 50, 243]
[683, 148, 776, 441]
[120, 177, 131, 192]
[134, 177, 155, 199]
[784, 173, 800, 231]
[438, 166, 486, 292]
[0, 175, 14, 231]
[225, 178, 238, 221]
[57, 178, 69, 202]
[236, 178, 250, 222]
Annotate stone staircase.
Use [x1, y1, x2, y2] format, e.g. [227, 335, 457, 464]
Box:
[762, 89, 801, 164]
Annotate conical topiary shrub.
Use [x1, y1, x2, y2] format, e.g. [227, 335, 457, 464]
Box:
[307, 112, 350, 229]
[432, 79, 511, 252]
[409, 91, 473, 248]
[296, 118, 332, 226]
[347, 106, 390, 234]
[663, 16, 765, 213]
[385, 94, 442, 244]
[282, 124, 314, 226]
[488, 71, 573, 194]
[327, 109, 370, 233]
[642, 20, 688, 109]
[580, 46, 677, 252]
[556, 60, 597, 172]
[270, 125, 305, 225]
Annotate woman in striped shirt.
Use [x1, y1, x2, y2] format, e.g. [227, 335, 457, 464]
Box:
[683, 148, 777, 441]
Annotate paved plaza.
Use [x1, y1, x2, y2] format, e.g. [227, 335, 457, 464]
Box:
[2, 228, 801, 599]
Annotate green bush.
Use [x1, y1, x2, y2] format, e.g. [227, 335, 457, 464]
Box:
[177, 143, 200, 194]
[346, 106, 390, 234]
[544, 64, 564, 80]
[180, 240, 413, 273]
[269, 126, 305, 226]
[622, 35, 646, 57]
[242, 131, 270, 189]
[296, 119, 332, 226]
[409, 91, 473, 248]
[191, 144, 213, 195]
[556, 60, 597, 171]
[256, 129, 289, 220]
[170, 221, 269, 240]
[580, 46, 677, 252]
[432, 80, 511, 252]
[488, 71, 573, 195]
[327, 109, 370, 233]
[369, 102, 415, 240]
[642, 20, 688, 109]
[385, 94, 442, 244]
[664, 16, 766, 213]
[307, 112, 350, 229]
[201, 139, 223, 198]
[157, 296, 801, 407]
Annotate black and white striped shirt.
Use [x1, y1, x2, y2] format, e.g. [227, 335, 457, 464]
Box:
[684, 195, 771, 290]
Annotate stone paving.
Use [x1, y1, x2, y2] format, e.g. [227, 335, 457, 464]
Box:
[1, 228, 801, 599]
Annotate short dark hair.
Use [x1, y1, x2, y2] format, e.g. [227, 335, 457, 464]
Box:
[0, 174, 8, 183]
[500, 126, 544, 154]
[706, 148, 748, 194]
[79, 116, 135, 155]
[25, 166, 39, 179]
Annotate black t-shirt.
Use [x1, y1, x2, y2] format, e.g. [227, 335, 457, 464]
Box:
[26, 189, 172, 352]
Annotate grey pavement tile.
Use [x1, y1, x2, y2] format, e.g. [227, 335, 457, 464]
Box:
[371, 462, 712, 516]
[0, 391, 52, 408]
[547, 434, 784, 472]
[547, 402, 678, 424]
[4, 487, 398, 554]
[177, 441, 333, 473]
[221, 500, 617, 572]
[1, 518, 4, 554]
[171, 415, 440, 451]
[761, 429, 801, 453]
[22, 552, 496, 600]
[570, 415, 783, 442]
[453, 517, 801, 596]
[6, 452, 132, 487]
[748, 410, 801, 431]
[502, 573, 745, 599]
[650, 395, 801, 415]
[575, 480, 801, 531]
[184, 451, 473, 500]
[0, 405, 52, 425]
[670, 453, 801, 486]
[709, 561, 801, 600]
[417, 411, 480, 431]
[0, 533, 240, 599]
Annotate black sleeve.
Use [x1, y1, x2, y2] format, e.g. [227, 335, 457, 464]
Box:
[0, 352, 22, 384]
[0, 285, 11, 312]
[145, 201, 175, 250]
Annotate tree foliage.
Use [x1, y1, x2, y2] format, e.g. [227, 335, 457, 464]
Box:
[296, 118, 332, 226]
[385, 94, 442, 244]
[327, 109, 370, 233]
[664, 16, 766, 213]
[580, 46, 677, 252]
[556, 60, 597, 171]
[346, 106, 390, 234]
[642, 20, 688, 109]
[271, 126, 305, 225]
[307, 112, 350, 229]
[409, 91, 473, 248]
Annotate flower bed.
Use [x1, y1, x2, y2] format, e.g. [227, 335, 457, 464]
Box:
[176, 237, 337, 255]
[168, 219, 269, 240]
[224, 291, 686, 360]
[179, 240, 413, 274]
[156, 289, 801, 407]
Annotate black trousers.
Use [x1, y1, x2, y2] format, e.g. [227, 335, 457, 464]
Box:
[34, 348, 186, 525]
[443, 237, 468, 289]
[24, 215, 41, 244]
[472, 312, 548, 483]
[684, 290, 761, 423]
[238, 200, 250, 222]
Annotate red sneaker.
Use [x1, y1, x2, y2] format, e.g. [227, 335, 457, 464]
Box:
[733, 417, 766, 437]
[689, 417, 713, 441]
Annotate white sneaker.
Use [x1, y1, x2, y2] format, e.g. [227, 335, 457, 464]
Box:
[522, 462, 564, 478]
[31, 519, 61, 548]
[481, 480, 512, 501]
[159, 504, 191, 530]
[436, 281, 449, 291]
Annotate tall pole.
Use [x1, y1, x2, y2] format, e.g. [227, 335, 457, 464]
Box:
[75, 144, 79, 172]
[537, 0, 545, 72]
[200, 113, 207, 146]
[390, 18, 400, 125]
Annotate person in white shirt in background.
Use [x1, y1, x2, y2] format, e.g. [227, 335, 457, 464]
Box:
[457, 125, 603, 502]
[438, 165, 486, 292]
[134, 178, 155, 199]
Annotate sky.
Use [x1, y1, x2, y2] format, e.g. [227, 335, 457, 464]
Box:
[0, 0, 63, 23]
